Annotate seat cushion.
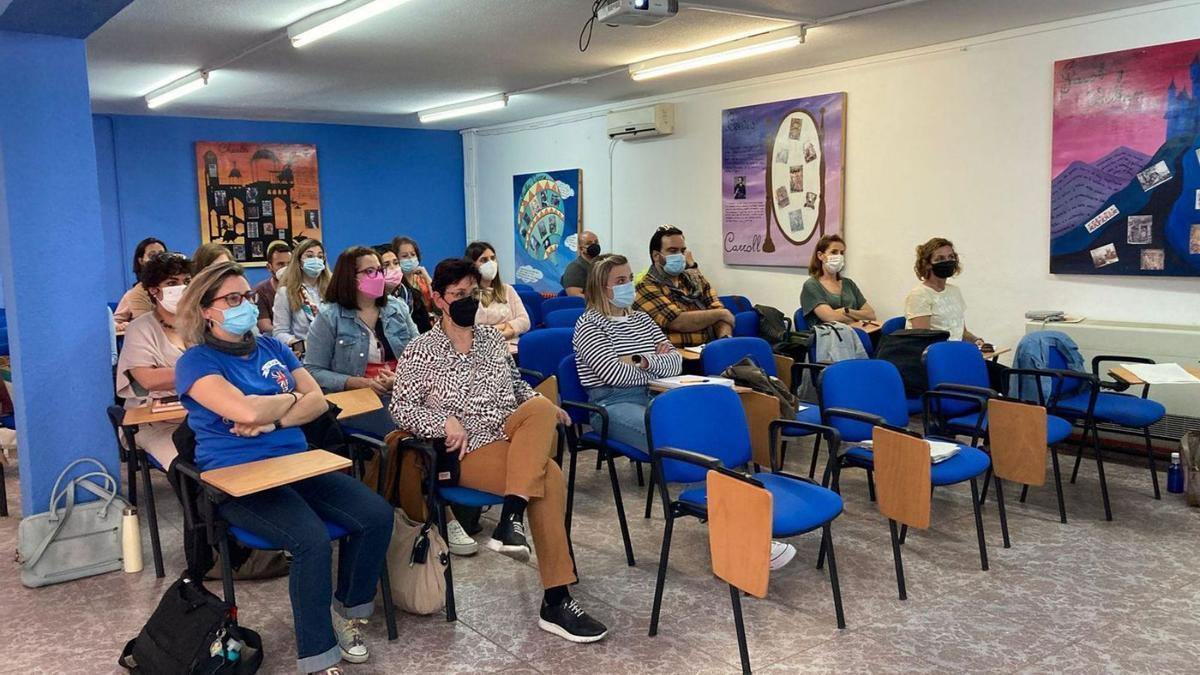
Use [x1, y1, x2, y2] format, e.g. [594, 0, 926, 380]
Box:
[946, 412, 1073, 445]
[1055, 392, 1166, 428]
[439, 486, 506, 508]
[781, 405, 823, 437]
[231, 521, 348, 550]
[677, 473, 843, 537]
[580, 431, 651, 463]
[838, 443, 990, 486]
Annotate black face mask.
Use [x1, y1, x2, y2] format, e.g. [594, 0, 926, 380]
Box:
[931, 260, 957, 279]
[585, 243, 601, 258]
[447, 296, 479, 328]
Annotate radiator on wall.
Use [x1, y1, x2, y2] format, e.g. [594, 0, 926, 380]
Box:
[1024, 319, 1200, 445]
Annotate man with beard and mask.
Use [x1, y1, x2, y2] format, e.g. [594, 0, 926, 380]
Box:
[634, 225, 734, 347]
[560, 230, 600, 297]
[389, 258, 609, 645]
[905, 237, 987, 346]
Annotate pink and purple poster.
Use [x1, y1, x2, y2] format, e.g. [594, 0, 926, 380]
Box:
[1050, 38, 1200, 276]
[721, 92, 846, 267]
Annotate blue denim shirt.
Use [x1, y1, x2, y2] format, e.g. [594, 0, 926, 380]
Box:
[304, 296, 418, 391]
[1013, 330, 1087, 401]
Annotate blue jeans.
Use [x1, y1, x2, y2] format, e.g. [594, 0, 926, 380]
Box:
[587, 386, 652, 452]
[218, 471, 393, 673]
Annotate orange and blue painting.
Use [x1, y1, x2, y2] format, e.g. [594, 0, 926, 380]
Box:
[513, 169, 581, 294]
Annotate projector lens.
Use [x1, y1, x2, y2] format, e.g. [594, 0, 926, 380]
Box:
[634, 0, 648, 9]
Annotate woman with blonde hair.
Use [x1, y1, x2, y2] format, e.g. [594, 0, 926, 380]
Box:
[190, 242, 233, 275]
[175, 262, 393, 674]
[272, 238, 331, 355]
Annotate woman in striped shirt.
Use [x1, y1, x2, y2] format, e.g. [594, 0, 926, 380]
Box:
[573, 254, 682, 452]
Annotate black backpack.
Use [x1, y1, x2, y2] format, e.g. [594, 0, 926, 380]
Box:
[119, 576, 263, 674]
[719, 356, 800, 420]
[754, 304, 790, 344]
[874, 329, 950, 398]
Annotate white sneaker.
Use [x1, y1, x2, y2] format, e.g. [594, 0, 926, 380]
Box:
[446, 519, 479, 556]
[769, 541, 796, 571]
[331, 608, 368, 664]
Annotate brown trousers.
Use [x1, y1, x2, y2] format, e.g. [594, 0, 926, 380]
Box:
[461, 396, 575, 589]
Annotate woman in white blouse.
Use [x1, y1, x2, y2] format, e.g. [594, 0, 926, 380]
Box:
[272, 238, 331, 356]
[904, 237, 988, 346]
[464, 241, 529, 351]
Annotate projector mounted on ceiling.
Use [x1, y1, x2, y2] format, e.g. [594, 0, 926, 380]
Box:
[597, 0, 679, 27]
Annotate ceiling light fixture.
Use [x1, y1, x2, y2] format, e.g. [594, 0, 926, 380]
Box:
[628, 26, 805, 81]
[288, 0, 414, 48]
[145, 70, 210, 109]
[417, 94, 509, 124]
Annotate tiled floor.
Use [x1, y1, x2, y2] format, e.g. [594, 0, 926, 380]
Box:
[3, 444, 1199, 674]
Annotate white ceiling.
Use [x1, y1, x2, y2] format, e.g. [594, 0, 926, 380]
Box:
[86, 0, 1170, 130]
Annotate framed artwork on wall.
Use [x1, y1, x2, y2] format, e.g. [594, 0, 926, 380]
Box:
[512, 169, 581, 295]
[1050, 38, 1200, 276]
[195, 142, 322, 266]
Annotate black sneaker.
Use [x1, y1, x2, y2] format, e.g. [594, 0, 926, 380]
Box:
[487, 517, 531, 561]
[538, 597, 609, 643]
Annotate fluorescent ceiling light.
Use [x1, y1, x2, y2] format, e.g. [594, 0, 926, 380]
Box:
[145, 71, 209, 109]
[628, 27, 805, 81]
[418, 94, 509, 124]
[288, 0, 414, 48]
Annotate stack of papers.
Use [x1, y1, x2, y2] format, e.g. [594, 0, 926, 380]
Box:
[650, 375, 736, 389]
[1119, 363, 1200, 385]
[860, 439, 961, 463]
[683, 345, 706, 354]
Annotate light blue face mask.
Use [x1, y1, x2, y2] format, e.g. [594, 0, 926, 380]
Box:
[302, 257, 326, 277]
[219, 301, 259, 336]
[399, 258, 420, 273]
[662, 253, 686, 276]
[611, 281, 635, 309]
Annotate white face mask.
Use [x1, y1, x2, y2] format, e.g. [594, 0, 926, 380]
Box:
[823, 253, 845, 274]
[159, 284, 186, 314]
[274, 267, 286, 281]
[478, 260, 498, 282]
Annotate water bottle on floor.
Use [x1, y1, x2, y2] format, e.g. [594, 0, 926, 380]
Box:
[1167, 452, 1184, 494]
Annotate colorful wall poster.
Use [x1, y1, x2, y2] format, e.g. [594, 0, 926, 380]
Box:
[512, 169, 581, 294]
[1050, 38, 1200, 276]
[721, 92, 846, 267]
[195, 142, 322, 266]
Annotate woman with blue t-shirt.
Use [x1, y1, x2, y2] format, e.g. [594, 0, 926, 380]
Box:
[175, 262, 393, 675]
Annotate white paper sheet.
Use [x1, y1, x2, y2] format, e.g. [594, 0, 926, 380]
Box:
[649, 375, 736, 389]
[1119, 363, 1200, 385]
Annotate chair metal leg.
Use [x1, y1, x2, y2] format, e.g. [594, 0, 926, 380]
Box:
[1070, 422, 1088, 484]
[1143, 427, 1160, 500]
[994, 474, 1010, 549]
[1050, 446, 1067, 524]
[978, 467, 992, 504]
[970, 477, 989, 571]
[888, 519, 906, 601]
[648, 515, 674, 637]
[122, 427, 139, 506]
[898, 524, 908, 546]
[0, 463, 7, 517]
[822, 524, 846, 629]
[605, 451, 635, 566]
[377, 557, 399, 640]
[138, 452, 165, 578]
[1090, 423, 1112, 521]
[729, 584, 752, 675]
[565, 431, 578, 541]
[635, 461, 645, 487]
[436, 501, 457, 622]
[216, 524, 237, 607]
[1019, 484, 1029, 503]
[643, 466, 656, 519]
[807, 434, 822, 479]
[866, 468, 876, 502]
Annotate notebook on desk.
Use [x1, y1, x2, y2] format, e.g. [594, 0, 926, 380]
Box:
[860, 439, 960, 463]
[650, 375, 736, 389]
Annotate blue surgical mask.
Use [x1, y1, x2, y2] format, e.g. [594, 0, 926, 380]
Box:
[611, 281, 635, 309]
[663, 253, 686, 276]
[400, 258, 419, 273]
[302, 258, 326, 277]
[219, 301, 259, 336]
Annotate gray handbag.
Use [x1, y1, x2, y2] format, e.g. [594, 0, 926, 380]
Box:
[17, 458, 127, 587]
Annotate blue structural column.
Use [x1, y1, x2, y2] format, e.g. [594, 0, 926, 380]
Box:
[0, 31, 116, 515]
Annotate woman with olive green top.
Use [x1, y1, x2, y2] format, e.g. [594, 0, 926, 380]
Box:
[799, 234, 876, 326]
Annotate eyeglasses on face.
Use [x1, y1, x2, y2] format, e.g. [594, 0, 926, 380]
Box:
[208, 291, 256, 307]
[356, 267, 382, 278]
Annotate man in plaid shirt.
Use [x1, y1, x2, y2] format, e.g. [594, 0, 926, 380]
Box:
[634, 226, 734, 347]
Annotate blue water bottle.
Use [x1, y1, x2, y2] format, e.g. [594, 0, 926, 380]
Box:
[1167, 452, 1184, 494]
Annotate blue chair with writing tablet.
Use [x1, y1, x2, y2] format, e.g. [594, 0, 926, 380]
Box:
[544, 307, 585, 329]
[515, 289, 543, 328]
[540, 295, 585, 317]
[881, 316, 906, 335]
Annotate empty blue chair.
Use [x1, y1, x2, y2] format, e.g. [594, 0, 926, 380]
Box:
[512, 283, 535, 293]
[646, 385, 846, 635]
[516, 289, 543, 328]
[732, 311, 759, 337]
[541, 295, 585, 317]
[544, 307, 585, 329]
[881, 316, 906, 335]
[718, 294, 753, 314]
[515, 328, 573, 386]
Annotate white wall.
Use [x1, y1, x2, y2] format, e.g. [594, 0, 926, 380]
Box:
[464, 1, 1200, 352]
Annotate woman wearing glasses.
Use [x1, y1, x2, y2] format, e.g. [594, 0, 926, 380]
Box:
[905, 237, 988, 346]
[174, 262, 393, 674]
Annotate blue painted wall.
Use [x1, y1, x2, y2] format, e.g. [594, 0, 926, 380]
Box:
[94, 114, 466, 299]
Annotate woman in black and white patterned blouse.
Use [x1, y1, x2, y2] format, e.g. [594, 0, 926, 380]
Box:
[572, 254, 682, 452]
[390, 258, 608, 644]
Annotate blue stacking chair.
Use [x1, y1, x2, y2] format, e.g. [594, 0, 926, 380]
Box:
[645, 385, 846, 636]
[512, 283, 535, 294]
[818, 359, 995, 597]
[556, 354, 644, 565]
[515, 328, 574, 388]
[881, 316, 906, 335]
[718, 294, 753, 314]
[544, 307, 585, 329]
[792, 308, 809, 331]
[732, 311, 760, 337]
[541, 295, 585, 317]
[515, 289, 543, 328]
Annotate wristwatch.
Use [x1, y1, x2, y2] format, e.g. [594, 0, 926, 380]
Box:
[271, 421, 283, 432]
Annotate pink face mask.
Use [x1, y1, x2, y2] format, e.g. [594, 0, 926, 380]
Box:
[383, 268, 404, 290]
[357, 271, 386, 298]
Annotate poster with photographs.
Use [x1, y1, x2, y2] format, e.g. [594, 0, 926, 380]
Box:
[1050, 38, 1200, 276]
[512, 169, 581, 295]
[195, 142, 323, 267]
[721, 92, 846, 267]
